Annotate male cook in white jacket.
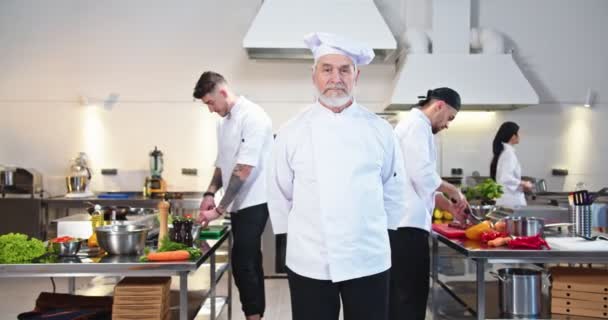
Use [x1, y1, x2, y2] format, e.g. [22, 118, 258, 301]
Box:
[391, 88, 468, 320]
[267, 32, 407, 320]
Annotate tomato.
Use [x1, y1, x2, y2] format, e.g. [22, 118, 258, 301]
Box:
[51, 236, 74, 243]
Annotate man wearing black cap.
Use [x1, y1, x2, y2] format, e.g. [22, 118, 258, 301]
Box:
[389, 87, 468, 320]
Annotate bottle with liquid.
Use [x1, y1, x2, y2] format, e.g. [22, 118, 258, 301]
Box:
[90, 204, 104, 229]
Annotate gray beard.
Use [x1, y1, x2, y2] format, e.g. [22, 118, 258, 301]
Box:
[316, 87, 355, 108]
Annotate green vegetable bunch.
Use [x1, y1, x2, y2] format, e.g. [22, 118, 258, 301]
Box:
[465, 179, 504, 204]
[139, 236, 201, 262]
[0, 233, 46, 264]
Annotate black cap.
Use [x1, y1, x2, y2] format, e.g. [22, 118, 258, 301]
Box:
[417, 87, 461, 111]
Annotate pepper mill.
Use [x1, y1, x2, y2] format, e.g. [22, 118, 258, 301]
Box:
[158, 200, 170, 244]
[183, 219, 193, 247]
[172, 218, 184, 243]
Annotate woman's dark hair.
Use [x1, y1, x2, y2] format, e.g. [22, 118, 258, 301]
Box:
[490, 121, 520, 180]
[193, 71, 226, 99]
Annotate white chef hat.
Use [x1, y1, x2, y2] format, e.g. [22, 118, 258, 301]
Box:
[304, 32, 375, 65]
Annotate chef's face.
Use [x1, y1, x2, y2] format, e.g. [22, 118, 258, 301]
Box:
[510, 132, 520, 144]
[201, 87, 230, 117]
[313, 54, 360, 108]
[432, 101, 458, 134]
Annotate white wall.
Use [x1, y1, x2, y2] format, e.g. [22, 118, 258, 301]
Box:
[439, 0, 608, 191]
[0, 0, 607, 195]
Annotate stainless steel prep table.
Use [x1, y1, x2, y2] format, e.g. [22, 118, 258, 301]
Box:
[431, 232, 608, 320]
[0, 227, 232, 320]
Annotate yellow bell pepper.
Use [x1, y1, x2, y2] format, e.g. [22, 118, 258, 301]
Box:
[465, 220, 493, 241]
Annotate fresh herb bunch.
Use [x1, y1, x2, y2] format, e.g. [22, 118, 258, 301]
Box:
[0, 233, 46, 264]
[464, 179, 504, 204]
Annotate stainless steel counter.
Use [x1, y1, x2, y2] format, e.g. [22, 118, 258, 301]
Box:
[435, 233, 608, 263]
[431, 232, 608, 320]
[0, 228, 232, 320]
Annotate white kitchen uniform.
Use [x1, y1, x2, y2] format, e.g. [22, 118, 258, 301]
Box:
[394, 108, 442, 232]
[267, 101, 407, 282]
[495, 143, 526, 207]
[215, 96, 273, 212]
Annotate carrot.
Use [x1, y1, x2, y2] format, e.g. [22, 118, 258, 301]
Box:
[147, 250, 190, 261]
[488, 236, 512, 247]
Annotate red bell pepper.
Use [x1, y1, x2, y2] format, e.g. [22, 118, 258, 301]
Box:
[480, 230, 508, 243]
[507, 234, 551, 250]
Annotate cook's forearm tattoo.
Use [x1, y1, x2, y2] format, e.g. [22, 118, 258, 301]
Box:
[219, 164, 251, 208]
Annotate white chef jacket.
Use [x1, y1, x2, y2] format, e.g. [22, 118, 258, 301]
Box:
[495, 143, 526, 207]
[394, 108, 442, 232]
[215, 96, 273, 212]
[267, 101, 407, 282]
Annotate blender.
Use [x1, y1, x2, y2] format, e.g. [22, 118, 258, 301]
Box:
[144, 146, 167, 198]
[65, 152, 94, 198]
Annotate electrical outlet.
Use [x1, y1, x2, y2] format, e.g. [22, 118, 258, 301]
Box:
[451, 168, 463, 175]
[182, 168, 198, 176]
[101, 168, 118, 175]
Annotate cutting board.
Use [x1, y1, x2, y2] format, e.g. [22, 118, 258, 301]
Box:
[546, 237, 608, 251]
[432, 224, 466, 238]
[200, 225, 228, 239]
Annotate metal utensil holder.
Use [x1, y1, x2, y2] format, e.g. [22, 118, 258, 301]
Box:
[570, 204, 592, 238]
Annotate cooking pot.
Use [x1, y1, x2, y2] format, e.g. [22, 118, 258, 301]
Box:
[491, 268, 548, 317]
[503, 216, 545, 237]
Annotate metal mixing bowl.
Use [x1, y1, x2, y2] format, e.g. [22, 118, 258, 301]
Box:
[96, 224, 150, 255]
[51, 240, 82, 256]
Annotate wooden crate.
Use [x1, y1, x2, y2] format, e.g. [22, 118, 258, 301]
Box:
[552, 305, 608, 319]
[114, 277, 171, 296]
[553, 289, 608, 303]
[112, 277, 171, 320]
[551, 266, 608, 294]
[553, 297, 608, 311]
[112, 310, 169, 320]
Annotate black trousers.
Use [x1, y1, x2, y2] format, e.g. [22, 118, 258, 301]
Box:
[287, 267, 390, 320]
[388, 227, 430, 320]
[231, 203, 269, 317]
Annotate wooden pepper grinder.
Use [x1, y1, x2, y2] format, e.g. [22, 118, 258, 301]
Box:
[158, 200, 170, 245]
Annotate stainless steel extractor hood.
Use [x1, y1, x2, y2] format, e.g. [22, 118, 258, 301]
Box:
[386, 0, 539, 111]
[243, 0, 397, 62]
